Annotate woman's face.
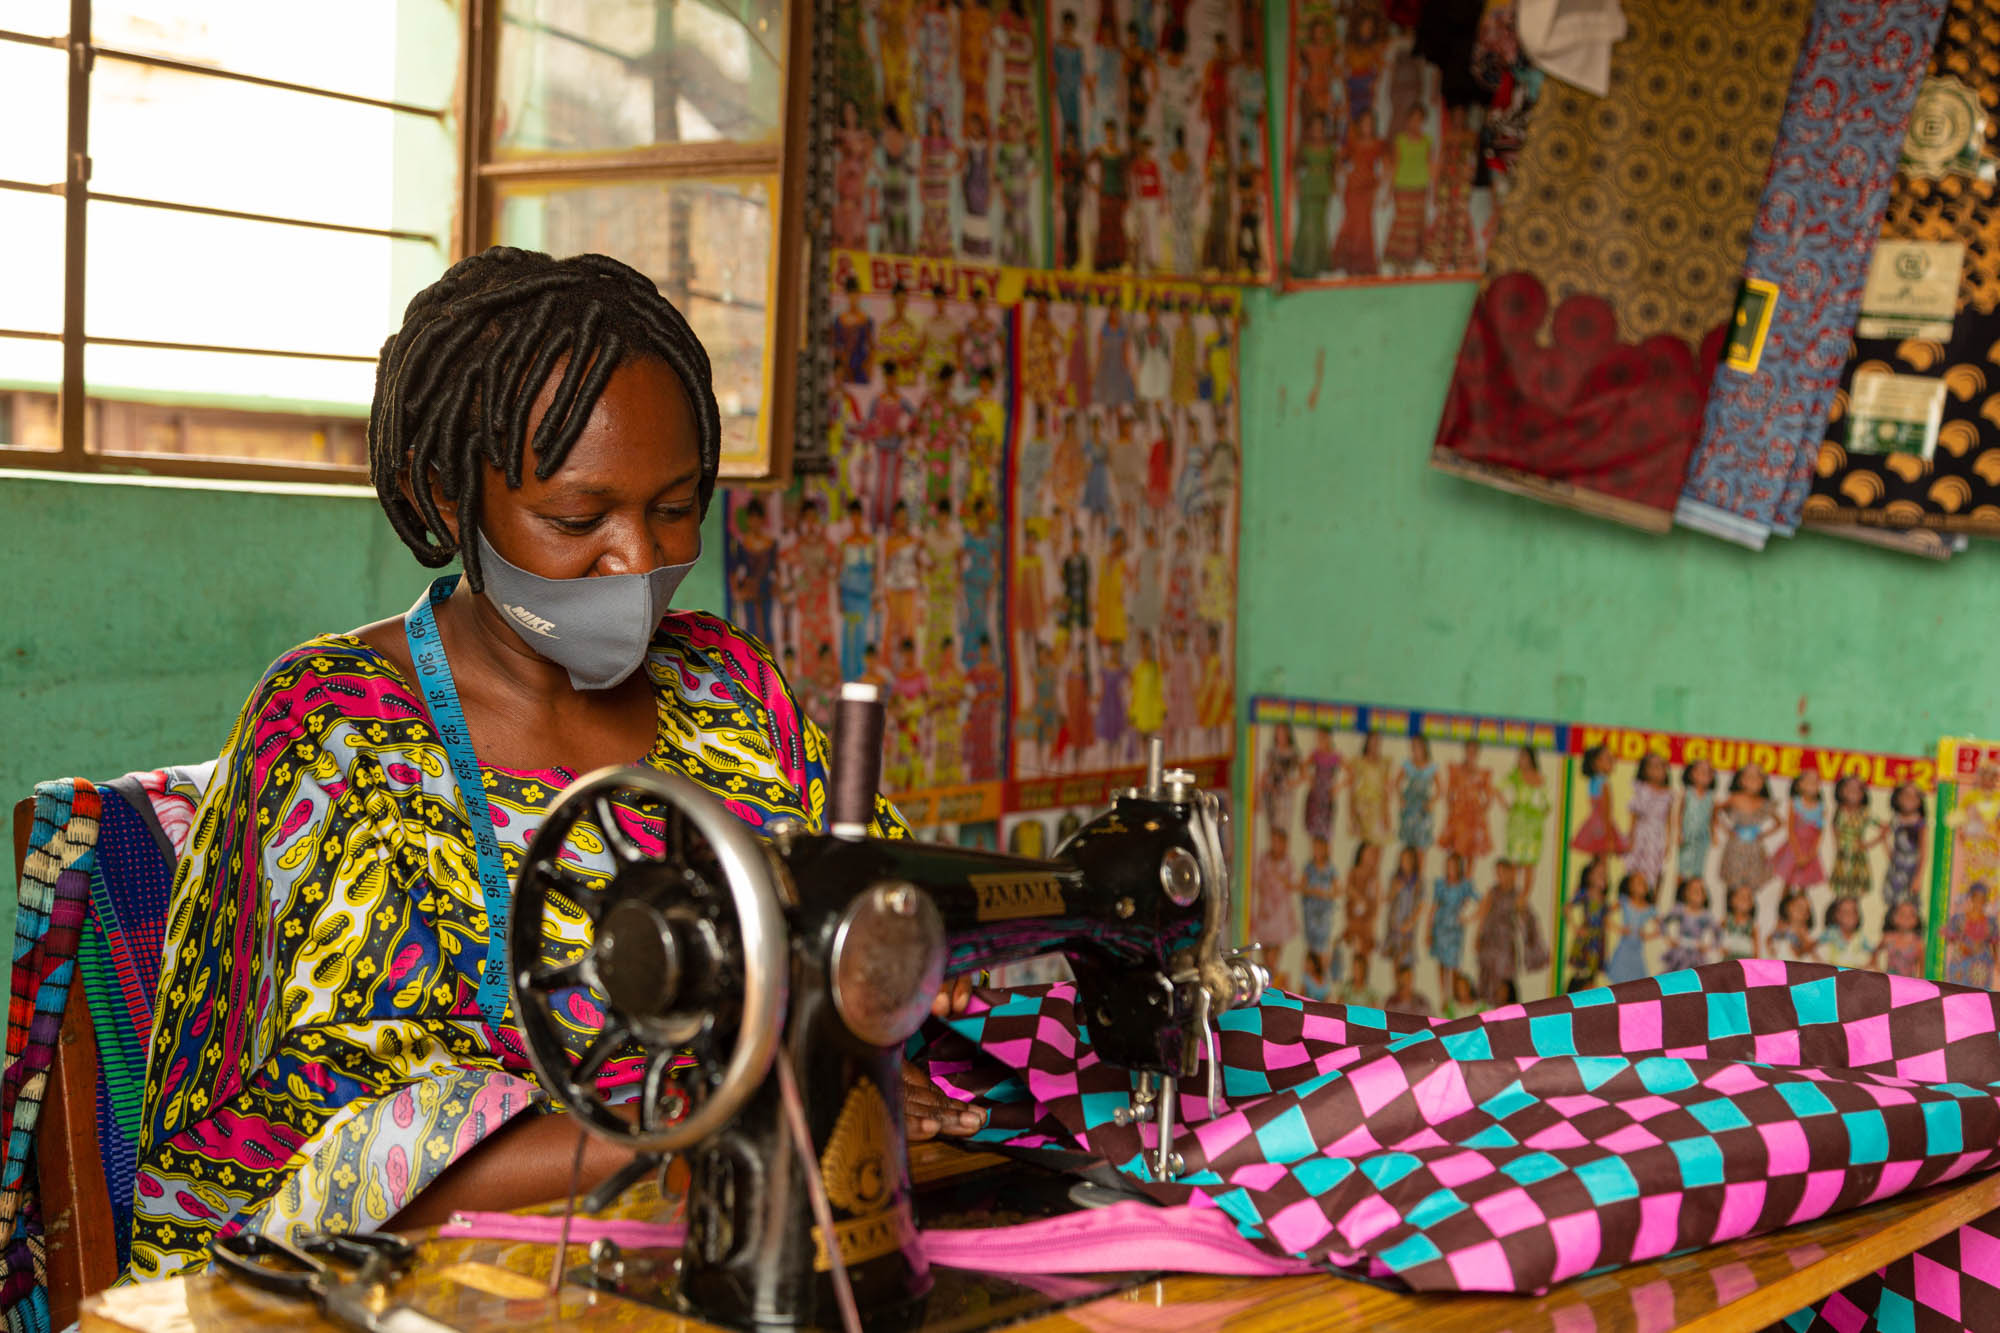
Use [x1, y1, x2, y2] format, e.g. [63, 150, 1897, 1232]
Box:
[470, 356, 703, 580]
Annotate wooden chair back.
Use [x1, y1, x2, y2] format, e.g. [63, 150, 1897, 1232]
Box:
[13, 796, 119, 1328]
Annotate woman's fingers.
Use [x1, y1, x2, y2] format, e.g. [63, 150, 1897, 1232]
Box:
[930, 972, 976, 1018]
[901, 1060, 986, 1141]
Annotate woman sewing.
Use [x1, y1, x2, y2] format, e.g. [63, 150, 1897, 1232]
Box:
[129, 249, 982, 1282]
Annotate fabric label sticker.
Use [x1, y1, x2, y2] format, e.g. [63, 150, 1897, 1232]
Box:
[1724, 278, 1780, 373]
[1901, 77, 1996, 182]
[1847, 372, 1948, 460]
[1857, 240, 1966, 340]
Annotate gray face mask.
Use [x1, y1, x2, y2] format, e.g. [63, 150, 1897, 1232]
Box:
[474, 532, 699, 691]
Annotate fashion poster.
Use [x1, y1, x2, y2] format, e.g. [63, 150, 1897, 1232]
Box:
[827, 0, 1049, 265]
[1553, 725, 1938, 994]
[1281, 0, 1491, 287]
[1929, 738, 2000, 987]
[1008, 270, 1242, 784]
[1043, 0, 1274, 281]
[725, 253, 1017, 816]
[1242, 697, 1568, 1020]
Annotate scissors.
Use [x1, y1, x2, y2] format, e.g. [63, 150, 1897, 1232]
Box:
[211, 1230, 457, 1332]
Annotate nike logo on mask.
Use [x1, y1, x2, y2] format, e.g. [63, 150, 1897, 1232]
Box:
[502, 603, 559, 639]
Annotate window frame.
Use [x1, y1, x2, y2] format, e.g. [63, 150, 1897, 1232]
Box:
[0, 0, 808, 486]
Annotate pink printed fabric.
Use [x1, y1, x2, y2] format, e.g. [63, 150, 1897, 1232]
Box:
[442, 1201, 1317, 1278]
[920, 963, 2000, 1294]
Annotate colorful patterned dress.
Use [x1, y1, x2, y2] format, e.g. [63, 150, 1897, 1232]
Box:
[1676, 788, 1716, 882]
[1501, 769, 1549, 865]
[1348, 755, 1391, 844]
[1302, 749, 1342, 844]
[1660, 906, 1716, 973]
[1429, 876, 1477, 972]
[1829, 806, 1873, 898]
[1625, 782, 1672, 887]
[1439, 763, 1494, 862]
[1397, 762, 1438, 850]
[1884, 813, 1926, 905]
[131, 611, 907, 1281]
[1769, 797, 1828, 891]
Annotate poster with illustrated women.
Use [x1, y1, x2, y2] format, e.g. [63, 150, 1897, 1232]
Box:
[1930, 738, 2000, 987]
[1241, 697, 1568, 1020]
[723, 251, 1017, 821]
[1552, 726, 1938, 994]
[829, 0, 1050, 266]
[1008, 271, 1242, 786]
[1280, 0, 1491, 288]
[1044, 0, 1274, 282]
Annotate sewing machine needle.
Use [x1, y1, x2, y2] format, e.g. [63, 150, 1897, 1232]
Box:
[1153, 1075, 1179, 1182]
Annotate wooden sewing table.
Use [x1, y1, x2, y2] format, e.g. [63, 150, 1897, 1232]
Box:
[80, 1145, 2000, 1333]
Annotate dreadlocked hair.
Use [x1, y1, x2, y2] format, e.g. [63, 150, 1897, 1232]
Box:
[368, 246, 722, 592]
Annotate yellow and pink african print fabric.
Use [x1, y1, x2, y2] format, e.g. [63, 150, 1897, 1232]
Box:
[130, 608, 904, 1280]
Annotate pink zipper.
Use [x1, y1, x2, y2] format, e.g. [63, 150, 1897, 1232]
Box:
[442, 1202, 1315, 1278]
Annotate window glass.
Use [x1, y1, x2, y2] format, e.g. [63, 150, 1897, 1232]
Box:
[92, 0, 460, 108]
[496, 176, 776, 468]
[494, 0, 783, 153]
[85, 344, 378, 422]
[89, 61, 455, 237]
[0, 193, 64, 334]
[0, 45, 67, 184]
[86, 201, 437, 366]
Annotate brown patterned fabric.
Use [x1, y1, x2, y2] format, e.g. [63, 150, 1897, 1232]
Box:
[1432, 0, 1807, 528]
[1805, 0, 2000, 535]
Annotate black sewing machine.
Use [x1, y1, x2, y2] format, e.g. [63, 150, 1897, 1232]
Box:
[505, 685, 1264, 1332]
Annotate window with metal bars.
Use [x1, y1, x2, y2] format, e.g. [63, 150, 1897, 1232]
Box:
[0, 0, 806, 485]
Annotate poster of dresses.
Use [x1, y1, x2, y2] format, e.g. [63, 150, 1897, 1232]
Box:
[725, 252, 1017, 822]
[1552, 725, 1938, 993]
[1929, 737, 2000, 987]
[1280, 0, 1491, 287]
[1242, 697, 1568, 1019]
[1043, 0, 1274, 281]
[1008, 270, 1242, 784]
[827, 0, 1049, 266]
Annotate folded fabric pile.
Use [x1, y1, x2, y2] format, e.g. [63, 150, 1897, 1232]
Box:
[922, 961, 2000, 1320]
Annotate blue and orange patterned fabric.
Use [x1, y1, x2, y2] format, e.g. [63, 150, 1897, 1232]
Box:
[130, 607, 905, 1282]
[1675, 0, 1946, 546]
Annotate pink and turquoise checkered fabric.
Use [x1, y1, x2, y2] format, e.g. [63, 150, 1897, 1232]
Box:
[919, 961, 2000, 1296]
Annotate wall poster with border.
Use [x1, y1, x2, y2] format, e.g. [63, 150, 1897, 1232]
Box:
[1280, 0, 1492, 288]
[1552, 724, 1938, 994]
[1930, 737, 2000, 987]
[1241, 696, 1569, 1019]
[1043, 0, 1274, 283]
[1006, 268, 1242, 794]
[828, 0, 1051, 267]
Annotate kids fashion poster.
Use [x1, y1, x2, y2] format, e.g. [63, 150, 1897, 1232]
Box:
[828, 0, 1049, 266]
[724, 252, 1017, 816]
[1043, 0, 1274, 281]
[1554, 725, 1938, 994]
[1242, 697, 1569, 1020]
[1007, 270, 1242, 785]
[1280, 0, 1491, 287]
[1930, 738, 2000, 987]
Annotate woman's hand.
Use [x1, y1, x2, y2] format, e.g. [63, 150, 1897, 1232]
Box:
[904, 975, 985, 1142]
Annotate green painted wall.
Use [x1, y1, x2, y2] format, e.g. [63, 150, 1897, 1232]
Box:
[1234, 280, 2000, 759]
[0, 471, 727, 856]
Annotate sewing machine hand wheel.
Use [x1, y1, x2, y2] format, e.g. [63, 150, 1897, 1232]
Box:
[508, 766, 788, 1154]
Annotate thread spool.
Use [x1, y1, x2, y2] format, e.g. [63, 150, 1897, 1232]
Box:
[830, 682, 886, 839]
